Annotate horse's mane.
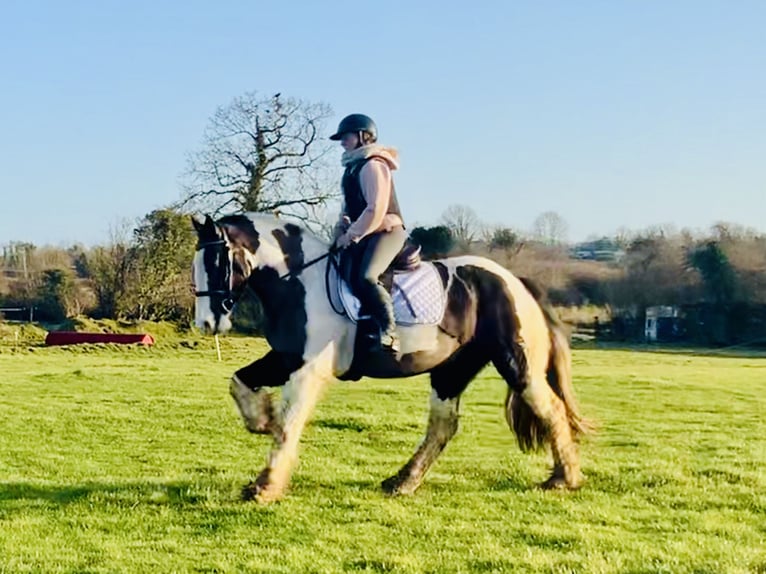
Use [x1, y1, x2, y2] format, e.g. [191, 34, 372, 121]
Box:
[231, 212, 330, 253]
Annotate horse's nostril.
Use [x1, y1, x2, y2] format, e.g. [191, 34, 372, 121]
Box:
[222, 298, 235, 313]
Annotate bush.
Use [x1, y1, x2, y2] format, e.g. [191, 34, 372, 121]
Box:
[35, 268, 77, 322]
[410, 226, 455, 259]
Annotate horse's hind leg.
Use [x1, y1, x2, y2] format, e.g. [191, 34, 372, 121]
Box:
[523, 380, 580, 489]
[382, 345, 488, 495]
[494, 346, 581, 490]
[381, 389, 459, 496]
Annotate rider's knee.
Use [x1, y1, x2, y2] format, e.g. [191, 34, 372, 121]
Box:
[358, 273, 379, 289]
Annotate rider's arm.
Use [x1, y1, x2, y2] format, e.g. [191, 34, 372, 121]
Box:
[333, 204, 351, 241]
[345, 159, 391, 242]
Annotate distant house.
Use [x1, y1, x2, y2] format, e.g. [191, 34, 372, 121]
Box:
[645, 306, 683, 342]
[611, 302, 766, 346]
[571, 238, 625, 262]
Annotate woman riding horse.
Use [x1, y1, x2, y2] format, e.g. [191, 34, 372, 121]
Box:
[192, 212, 588, 503]
[330, 114, 406, 353]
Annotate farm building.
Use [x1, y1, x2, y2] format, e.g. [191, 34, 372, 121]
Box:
[644, 306, 683, 342]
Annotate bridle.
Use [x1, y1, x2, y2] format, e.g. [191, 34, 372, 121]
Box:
[194, 239, 235, 313]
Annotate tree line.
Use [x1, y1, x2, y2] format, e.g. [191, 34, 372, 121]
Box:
[1, 90, 764, 345]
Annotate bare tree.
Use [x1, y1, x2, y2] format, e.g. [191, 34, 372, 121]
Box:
[610, 231, 699, 310]
[532, 211, 569, 246]
[180, 92, 337, 223]
[613, 226, 636, 250]
[309, 199, 344, 243]
[440, 204, 482, 248]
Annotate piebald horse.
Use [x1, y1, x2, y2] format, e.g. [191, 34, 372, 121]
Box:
[192, 213, 587, 502]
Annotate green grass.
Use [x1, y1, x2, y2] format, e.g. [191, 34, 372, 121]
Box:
[0, 338, 764, 573]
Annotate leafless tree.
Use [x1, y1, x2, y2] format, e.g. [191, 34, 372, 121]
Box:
[180, 92, 337, 223]
[440, 204, 482, 247]
[532, 211, 569, 246]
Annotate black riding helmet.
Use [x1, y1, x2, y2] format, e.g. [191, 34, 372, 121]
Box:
[329, 113, 377, 141]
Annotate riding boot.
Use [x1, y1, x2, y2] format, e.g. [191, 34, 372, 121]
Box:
[358, 281, 400, 354]
[377, 292, 400, 354]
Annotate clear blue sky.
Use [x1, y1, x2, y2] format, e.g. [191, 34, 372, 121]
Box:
[1, 0, 764, 245]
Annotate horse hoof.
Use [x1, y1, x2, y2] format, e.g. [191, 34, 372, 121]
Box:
[381, 476, 399, 495]
[381, 475, 419, 496]
[230, 381, 275, 434]
[241, 481, 284, 503]
[241, 469, 284, 503]
[245, 417, 272, 435]
[241, 481, 262, 501]
[540, 476, 581, 491]
[238, 413, 271, 434]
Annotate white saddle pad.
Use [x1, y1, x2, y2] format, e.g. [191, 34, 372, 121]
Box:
[338, 262, 447, 326]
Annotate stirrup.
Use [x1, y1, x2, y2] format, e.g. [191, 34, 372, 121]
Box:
[380, 332, 400, 354]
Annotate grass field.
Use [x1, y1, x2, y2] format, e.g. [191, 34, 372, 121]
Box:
[0, 335, 764, 573]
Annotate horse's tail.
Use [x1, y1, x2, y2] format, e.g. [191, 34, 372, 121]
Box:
[506, 278, 589, 451]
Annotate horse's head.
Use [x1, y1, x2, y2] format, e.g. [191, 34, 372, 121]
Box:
[191, 215, 237, 334]
[191, 213, 312, 334]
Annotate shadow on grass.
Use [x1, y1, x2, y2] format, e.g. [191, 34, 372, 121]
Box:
[485, 475, 534, 492]
[0, 480, 207, 506]
[313, 417, 373, 432]
[572, 341, 766, 359]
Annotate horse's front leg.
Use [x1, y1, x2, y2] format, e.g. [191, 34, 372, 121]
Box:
[230, 350, 301, 435]
[242, 344, 336, 503]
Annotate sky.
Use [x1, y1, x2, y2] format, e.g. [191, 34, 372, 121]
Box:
[1, 0, 764, 246]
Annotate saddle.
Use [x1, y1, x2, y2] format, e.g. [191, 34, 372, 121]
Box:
[391, 242, 422, 272]
[335, 241, 447, 327]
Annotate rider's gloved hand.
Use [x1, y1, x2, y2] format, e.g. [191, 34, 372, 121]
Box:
[334, 233, 353, 251]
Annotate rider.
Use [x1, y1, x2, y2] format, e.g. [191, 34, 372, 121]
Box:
[330, 113, 407, 353]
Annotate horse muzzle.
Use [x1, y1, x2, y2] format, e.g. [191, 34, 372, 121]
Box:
[196, 316, 232, 336]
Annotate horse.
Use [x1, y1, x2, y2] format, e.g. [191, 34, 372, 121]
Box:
[191, 213, 587, 503]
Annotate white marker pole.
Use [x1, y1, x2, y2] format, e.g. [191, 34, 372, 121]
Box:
[215, 334, 222, 362]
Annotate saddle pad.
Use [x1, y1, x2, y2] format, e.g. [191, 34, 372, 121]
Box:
[339, 262, 447, 326]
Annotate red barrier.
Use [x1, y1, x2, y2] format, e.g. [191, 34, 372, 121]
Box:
[45, 332, 155, 346]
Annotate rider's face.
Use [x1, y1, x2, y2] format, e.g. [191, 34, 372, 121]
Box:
[340, 132, 360, 151]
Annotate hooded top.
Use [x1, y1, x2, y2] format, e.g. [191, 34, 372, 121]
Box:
[340, 144, 404, 242]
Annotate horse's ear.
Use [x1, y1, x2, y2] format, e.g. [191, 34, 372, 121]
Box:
[191, 214, 204, 234]
[192, 214, 216, 235]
